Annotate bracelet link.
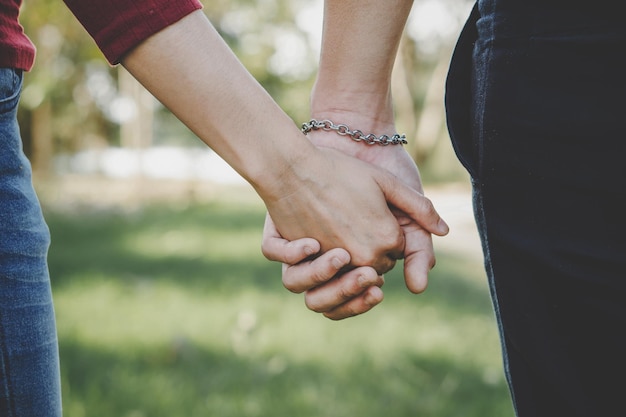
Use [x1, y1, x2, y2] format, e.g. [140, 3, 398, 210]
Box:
[301, 119, 407, 146]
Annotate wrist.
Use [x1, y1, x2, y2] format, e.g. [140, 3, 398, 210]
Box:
[311, 84, 395, 127]
[302, 119, 406, 146]
[246, 127, 318, 204]
[304, 110, 403, 161]
[309, 84, 398, 150]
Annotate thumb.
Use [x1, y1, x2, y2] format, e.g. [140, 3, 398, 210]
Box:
[261, 213, 321, 264]
[377, 173, 449, 237]
[402, 225, 436, 294]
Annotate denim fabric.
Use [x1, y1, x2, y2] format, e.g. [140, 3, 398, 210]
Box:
[447, 2, 626, 416]
[0, 68, 61, 417]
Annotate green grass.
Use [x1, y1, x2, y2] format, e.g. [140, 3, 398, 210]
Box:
[45, 193, 515, 417]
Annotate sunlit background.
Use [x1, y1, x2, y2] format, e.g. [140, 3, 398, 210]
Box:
[17, 0, 515, 416]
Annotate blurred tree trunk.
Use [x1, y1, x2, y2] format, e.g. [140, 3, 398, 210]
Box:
[411, 49, 450, 165]
[31, 99, 53, 175]
[392, 36, 419, 157]
[118, 67, 154, 150]
[393, 35, 452, 166]
[117, 67, 155, 204]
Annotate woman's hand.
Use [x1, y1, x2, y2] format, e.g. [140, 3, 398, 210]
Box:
[260, 145, 447, 276]
[262, 215, 385, 321]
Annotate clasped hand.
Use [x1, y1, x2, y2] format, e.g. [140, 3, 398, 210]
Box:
[261, 144, 448, 320]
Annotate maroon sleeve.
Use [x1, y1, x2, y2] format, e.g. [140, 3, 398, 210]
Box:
[0, 0, 36, 70]
[63, 0, 203, 65]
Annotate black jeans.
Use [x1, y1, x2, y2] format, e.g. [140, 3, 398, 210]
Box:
[446, 1, 626, 416]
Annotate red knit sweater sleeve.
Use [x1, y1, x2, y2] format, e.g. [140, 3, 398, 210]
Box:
[63, 0, 203, 65]
[0, 0, 36, 70]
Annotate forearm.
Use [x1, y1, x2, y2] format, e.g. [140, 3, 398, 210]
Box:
[312, 0, 438, 295]
[121, 10, 311, 200]
[313, 0, 414, 130]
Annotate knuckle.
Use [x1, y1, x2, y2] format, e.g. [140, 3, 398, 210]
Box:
[374, 258, 396, 275]
[380, 228, 404, 251]
[310, 268, 332, 286]
[341, 304, 363, 319]
[352, 251, 395, 275]
[323, 312, 345, 321]
[337, 284, 357, 303]
[421, 196, 435, 211]
[422, 198, 440, 221]
[261, 247, 276, 262]
[282, 275, 303, 294]
[304, 294, 326, 313]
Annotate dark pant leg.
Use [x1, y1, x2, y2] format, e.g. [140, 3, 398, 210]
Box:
[448, 2, 626, 415]
[474, 178, 626, 417]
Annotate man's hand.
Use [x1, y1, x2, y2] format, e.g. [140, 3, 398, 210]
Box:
[261, 128, 447, 319]
[261, 0, 446, 319]
[307, 127, 441, 293]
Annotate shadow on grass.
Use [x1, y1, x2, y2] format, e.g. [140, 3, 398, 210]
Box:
[60, 336, 513, 417]
[46, 202, 492, 317]
[383, 250, 493, 317]
[46, 202, 278, 292]
[47, 201, 514, 417]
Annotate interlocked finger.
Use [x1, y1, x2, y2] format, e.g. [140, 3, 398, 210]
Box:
[304, 266, 383, 313]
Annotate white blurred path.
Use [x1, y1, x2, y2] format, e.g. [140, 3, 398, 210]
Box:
[50, 147, 482, 259]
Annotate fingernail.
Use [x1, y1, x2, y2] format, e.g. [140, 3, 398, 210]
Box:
[304, 245, 316, 256]
[331, 256, 344, 270]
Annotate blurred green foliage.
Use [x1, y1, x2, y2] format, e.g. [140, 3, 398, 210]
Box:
[18, 0, 472, 182]
[20, 1, 507, 414]
[18, 0, 328, 154]
[44, 190, 514, 417]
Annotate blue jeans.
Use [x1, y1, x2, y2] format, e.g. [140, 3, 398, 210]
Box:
[0, 68, 61, 416]
[447, 2, 626, 416]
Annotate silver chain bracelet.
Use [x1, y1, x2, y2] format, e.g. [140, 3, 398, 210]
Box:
[301, 119, 407, 146]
